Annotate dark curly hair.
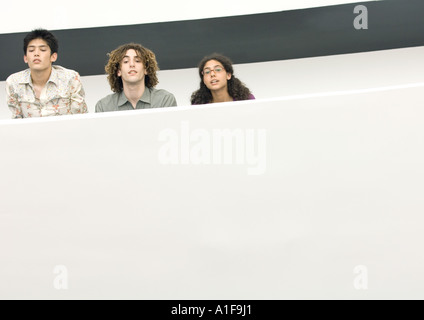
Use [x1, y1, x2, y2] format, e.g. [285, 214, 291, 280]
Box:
[105, 43, 159, 93]
[190, 53, 252, 105]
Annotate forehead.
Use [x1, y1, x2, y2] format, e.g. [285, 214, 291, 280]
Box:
[123, 49, 141, 58]
[27, 38, 49, 48]
[203, 59, 222, 69]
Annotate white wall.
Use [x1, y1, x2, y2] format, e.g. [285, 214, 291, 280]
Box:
[2, 46, 424, 118]
[1, 85, 424, 299]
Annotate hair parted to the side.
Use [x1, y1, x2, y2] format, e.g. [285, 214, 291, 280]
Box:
[23, 29, 59, 55]
[105, 43, 159, 93]
[190, 53, 252, 105]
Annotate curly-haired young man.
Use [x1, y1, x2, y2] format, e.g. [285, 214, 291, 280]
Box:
[95, 43, 177, 112]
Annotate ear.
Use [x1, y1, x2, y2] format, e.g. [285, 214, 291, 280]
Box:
[23, 55, 28, 64]
[50, 52, 58, 63]
[117, 69, 122, 77]
[227, 73, 232, 80]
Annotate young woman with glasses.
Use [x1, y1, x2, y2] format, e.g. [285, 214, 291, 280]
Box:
[190, 53, 255, 105]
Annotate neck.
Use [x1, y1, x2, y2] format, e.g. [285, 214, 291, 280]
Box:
[31, 66, 52, 87]
[123, 82, 146, 108]
[211, 88, 232, 103]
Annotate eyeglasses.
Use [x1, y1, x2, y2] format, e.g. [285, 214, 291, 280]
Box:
[202, 67, 224, 76]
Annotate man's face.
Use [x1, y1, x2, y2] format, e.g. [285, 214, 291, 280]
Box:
[117, 49, 147, 86]
[24, 38, 57, 71]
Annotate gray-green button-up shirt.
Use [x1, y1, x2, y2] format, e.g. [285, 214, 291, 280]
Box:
[95, 87, 177, 113]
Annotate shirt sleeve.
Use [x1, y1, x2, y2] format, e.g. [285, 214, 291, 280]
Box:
[5, 79, 23, 119]
[69, 72, 88, 114]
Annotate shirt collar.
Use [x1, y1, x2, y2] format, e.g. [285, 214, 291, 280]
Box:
[48, 66, 60, 85]
[21, 69, 32, 84]
[140, 87, 152, 104]
[117, 87, 152, 107]
[117, 91, 129, 107]
[20, 66, 59, 86]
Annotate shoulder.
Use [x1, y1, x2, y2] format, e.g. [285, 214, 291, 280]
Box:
[6, 69, 30, 85]
[95, 92, 120, 111]
[149, 87, 175, 98]
[53, 65, 78, 74]
[97, 92, 119, 104]
[53, 65, 81, 81]
[148, 87, 177, 107]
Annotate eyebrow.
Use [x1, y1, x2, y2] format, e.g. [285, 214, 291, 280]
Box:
[204, 65, 223, 69]
[28, 45, 49, 48]
[123, 55, 142, 59]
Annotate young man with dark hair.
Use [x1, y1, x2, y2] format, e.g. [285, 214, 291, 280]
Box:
[95, 43, 177, 112]
[6, 29, 88, 118]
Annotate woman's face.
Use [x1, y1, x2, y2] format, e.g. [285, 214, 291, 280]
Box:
[202, 59, 232, 92]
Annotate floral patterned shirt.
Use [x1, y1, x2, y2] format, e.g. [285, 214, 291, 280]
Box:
[6, 65, 88, 118]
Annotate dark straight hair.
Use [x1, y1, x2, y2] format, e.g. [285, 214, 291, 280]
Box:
[23, 29, 59, 55]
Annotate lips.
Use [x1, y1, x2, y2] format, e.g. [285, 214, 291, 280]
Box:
[33, 59, 41, 63]
[128, 70, 137, 75]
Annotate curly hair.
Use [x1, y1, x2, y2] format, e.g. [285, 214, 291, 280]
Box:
[105, 43, 159, 93]
[190, 53, 252, 105]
